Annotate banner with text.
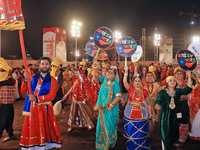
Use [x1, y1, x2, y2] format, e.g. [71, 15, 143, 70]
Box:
[43, 27, 67, 62]
[159, 36, 173, 63]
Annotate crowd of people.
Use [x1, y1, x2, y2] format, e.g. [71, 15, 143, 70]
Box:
[0, 56, 200, 150]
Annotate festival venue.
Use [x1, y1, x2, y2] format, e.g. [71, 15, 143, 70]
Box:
[0, 0, 200, 150]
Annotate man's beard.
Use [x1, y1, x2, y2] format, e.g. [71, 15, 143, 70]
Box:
[40, 67, 50, 73]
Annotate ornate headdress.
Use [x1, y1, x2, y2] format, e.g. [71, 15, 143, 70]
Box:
[136, 73, 140, 78]
[0, 57, 12, 81]
[51, 58, 60, 77]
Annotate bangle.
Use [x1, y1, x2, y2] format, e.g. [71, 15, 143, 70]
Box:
[187, 82, 192, 86]
[110, 104, 114, 107]
[124, 73, 128, 76]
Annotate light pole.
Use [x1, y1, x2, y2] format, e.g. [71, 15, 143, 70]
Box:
[75, 50, 80, 57]
[114, 31, 122, 61]
[89, 36, 93, 40]
[154, 33, 161, 63]
[71, 20, 81, 67]
[192, 36, 200, 43]
[75, 50, 80, 64]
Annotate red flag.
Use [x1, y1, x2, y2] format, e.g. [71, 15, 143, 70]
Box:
[0, 0, 25, 30]
[49, 36, 54, 57]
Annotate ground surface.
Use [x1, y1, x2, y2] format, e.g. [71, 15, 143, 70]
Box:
[0, 100, 200, 150]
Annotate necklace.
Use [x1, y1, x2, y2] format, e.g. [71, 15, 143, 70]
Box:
[177, 80, 182, 84]
[177, 80, 183, 86]
[134, 88, 142, 101]
[166, 88, 176, 109]
[147, 84, 153, 94]
[107, 80, 111, 85]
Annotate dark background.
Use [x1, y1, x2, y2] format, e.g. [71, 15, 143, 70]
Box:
[2, 0, 200, 60]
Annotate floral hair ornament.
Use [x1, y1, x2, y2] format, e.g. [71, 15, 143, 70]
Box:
[136, 73, 140, 78]
[166, 76, 176, 83]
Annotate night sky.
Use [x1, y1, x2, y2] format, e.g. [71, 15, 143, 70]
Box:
[2, 0, 200, 60]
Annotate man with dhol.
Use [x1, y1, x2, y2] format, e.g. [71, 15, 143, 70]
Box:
[20, 57, 62, 150]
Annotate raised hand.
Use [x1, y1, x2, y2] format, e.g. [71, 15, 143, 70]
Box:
[29, 94, 36, 101]
[93, 58, 97, 67]
[24, 71, 30, 81]
[108, 105, 113, 111]
[155, 104, 161, 110]
[186, 70, 191, 78]
[124, 65, 128, 72]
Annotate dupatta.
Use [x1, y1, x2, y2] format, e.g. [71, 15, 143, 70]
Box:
[95, 72, 120, 109]
[70, 68, 97, 103]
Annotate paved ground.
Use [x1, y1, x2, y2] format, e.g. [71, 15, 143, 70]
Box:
[0, 100, 200, 150]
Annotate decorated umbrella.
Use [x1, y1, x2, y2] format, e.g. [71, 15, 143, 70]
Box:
[176, 50, 197, 71]
[116, 36, 137, 65]
[0, 0, 31, 93]
[93, 26, 114, 60]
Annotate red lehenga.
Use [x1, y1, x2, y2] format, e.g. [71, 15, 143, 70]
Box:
[143, 81, 161, 119]
[91, 76, 101, 106]
[62, 71, 72, 95]
[68, 69, 97, 130]
[189, 86, 200, 140]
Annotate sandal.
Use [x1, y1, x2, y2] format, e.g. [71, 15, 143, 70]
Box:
[2, 136, 15, 143]
[67, 127, 72, 132]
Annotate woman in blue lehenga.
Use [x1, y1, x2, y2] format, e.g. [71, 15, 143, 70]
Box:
[123, 65, 152, 150]
[93, 60, 122, 150]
